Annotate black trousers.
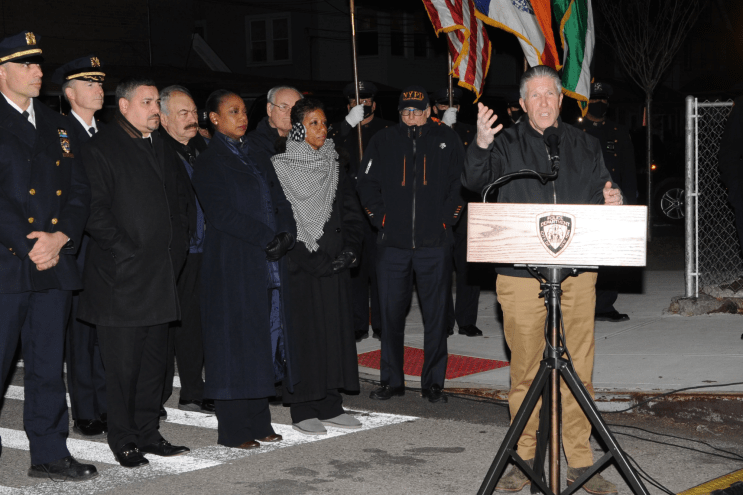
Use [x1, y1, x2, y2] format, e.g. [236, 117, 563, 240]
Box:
[446, 215, 481, 329]
[214, 398, 274, 446]
[351, 222, 381, 333]
[97, 324, 168, 452]
[163, 253, 205, 403]
[66, 293, 107, 421]
[0, 290, 72, 465]
[290, 389, 344, 424]
[377, 246, 451, 390]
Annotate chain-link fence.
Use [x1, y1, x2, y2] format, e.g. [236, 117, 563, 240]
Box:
[685, 98, 742, 297]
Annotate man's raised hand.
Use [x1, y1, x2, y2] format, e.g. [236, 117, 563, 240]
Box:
[475, 102, 503, 149]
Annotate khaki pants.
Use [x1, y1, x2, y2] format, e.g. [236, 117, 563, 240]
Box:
[497, 272, 597, 468]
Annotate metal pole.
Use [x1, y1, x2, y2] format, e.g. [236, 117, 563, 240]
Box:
[548, 268, 560, 493]
[448, 52, 454, 108]
[349, 0, 364, 161]
[684, 95, 695, 298]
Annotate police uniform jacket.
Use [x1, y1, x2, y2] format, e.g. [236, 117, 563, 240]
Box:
[328, 116, 393, 179]
[78, 111, 190, 327]
[575, 117, 637, 204]
[356, 118, 465, 249]
[462, 116, 616, 277]
[0, 96, 90, 293]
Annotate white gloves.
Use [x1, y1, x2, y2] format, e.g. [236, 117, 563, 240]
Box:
[442, 107, 457, 127]
[345, 104, 365, 128]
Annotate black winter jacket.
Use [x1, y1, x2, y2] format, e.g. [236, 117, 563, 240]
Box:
[356, 118, 465, 249]
[462, 117, 617, 277]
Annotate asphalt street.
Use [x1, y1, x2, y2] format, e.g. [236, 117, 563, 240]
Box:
[1, 364, 742, 495]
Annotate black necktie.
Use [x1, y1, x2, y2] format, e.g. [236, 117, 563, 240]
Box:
[89, 126, 96, 136]
[21, 110, 30, 122]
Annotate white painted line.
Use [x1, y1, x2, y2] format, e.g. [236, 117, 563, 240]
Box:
[13, 360, 181, 388]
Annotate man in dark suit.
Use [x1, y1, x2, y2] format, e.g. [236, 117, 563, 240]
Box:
[0, 30, 97, 481]
[51, 55, 108, 439]
[78, 76, 191, 468]
[158, 85, 212, 414]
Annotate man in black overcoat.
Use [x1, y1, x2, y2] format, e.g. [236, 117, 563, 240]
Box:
[0, 31, 97, 481]
[51, 55, 108, 439]
[78, 76, 191, 468]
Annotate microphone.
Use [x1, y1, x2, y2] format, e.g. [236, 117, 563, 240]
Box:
[543, 127, 560, 172]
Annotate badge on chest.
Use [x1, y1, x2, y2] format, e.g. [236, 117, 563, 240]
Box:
[58, 128, 74, 158]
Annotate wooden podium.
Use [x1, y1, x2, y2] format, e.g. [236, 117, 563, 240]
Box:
[467, 203, 647, 266]
[467, 202, 649, 495]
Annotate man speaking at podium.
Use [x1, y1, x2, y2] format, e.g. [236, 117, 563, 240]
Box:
[462, 66, 622, 494]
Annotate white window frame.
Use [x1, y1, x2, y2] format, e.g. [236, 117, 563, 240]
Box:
[245, 13, 292, 66]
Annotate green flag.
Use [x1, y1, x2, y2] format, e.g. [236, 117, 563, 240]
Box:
[553, 0, 594, 115]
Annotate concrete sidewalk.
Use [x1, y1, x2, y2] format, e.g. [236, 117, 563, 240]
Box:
[356, 270, 743, 422]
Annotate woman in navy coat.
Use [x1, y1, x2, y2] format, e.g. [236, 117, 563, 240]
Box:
[191, 90, 298, 449]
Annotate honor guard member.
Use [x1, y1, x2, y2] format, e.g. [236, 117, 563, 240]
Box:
[430, 87, 483, 338]
[329, 80, 393, 341]
[357, 86, 465, 404]
[505, 88, 524, 127]
[52, 55, 108, 439]
[0, 31, 97, 480]
[575, 81, 637, 323]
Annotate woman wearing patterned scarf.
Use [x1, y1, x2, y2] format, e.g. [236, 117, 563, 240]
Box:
[271, 98, 364, 435]
[192, 90, 298, 449]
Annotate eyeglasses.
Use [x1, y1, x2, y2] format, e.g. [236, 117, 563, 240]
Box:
[400, 108, 424, 116]
[269, 102, 292, 113]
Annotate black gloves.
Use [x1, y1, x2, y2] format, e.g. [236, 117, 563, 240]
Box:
[331, 250, 357, 274]
[265, 232, 294, 261]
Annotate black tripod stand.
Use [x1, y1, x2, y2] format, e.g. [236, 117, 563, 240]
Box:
[477, 265, 650, 495]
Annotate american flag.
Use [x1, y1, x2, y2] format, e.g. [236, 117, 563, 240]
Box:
[422, 0, 492, 101]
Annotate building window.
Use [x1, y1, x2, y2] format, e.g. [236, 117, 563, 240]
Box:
[390, 12, 405, 57]
[413, 11, 431, 58]
[357, 9, 378, 57]
[245, 14, 292, 65]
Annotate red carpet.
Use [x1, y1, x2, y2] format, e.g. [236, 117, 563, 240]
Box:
[358, 346, 509, 380]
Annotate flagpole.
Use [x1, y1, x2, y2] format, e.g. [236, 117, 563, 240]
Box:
[349, 0, 364, 161]
[448, 52, 454, 108]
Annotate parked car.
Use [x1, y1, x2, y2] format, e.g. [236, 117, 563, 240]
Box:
[632, 131, 685, 225]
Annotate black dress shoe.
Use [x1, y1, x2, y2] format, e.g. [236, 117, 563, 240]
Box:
[458, 324, 483, 337]
[28, 455, 98, 481]
[595, 310, 630, 322]
[100, 413, 108, 431]
[201, 398, 215, 412]
[139, 438, 190, 457]
[421, 384, 448, 403]
[369, 384, 405, 400]
[114, 443, 149, 468]
[159, 406, 167, 419]
[73, 419, 107, 438]
[447, 327, 454, 336]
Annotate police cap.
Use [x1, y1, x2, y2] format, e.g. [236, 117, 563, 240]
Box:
[52, 55, 105, 85]
[590, 81, 613, 99]
[430, 87, 462, 105]
[343, 81, 377, 99]
[0, 30, 43, 64]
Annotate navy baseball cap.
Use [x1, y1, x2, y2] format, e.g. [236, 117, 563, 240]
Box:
[398, 85, 429, 111]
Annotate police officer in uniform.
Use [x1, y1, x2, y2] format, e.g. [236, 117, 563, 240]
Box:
[0, 31, 97, 480]
[329, 81, 393, 341]
[430, 87, 482, 337]
[505, 88, 524, 127]
[52, 55, 108, 438]
[575, 81, 637, 322]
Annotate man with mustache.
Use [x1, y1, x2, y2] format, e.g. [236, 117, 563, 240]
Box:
[78, 77, 192, 468]
[51, 55, 108, 440]
[158, 85, 213, 414]
[0, 30, 97, 481]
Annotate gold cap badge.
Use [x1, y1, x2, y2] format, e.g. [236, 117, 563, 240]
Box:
[91, 56, 100, 67]
[25, 32, 36, 46]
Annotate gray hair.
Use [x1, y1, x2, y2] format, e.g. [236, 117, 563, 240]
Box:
[160, 85, 193, 116]
[267, 85, 303, 104]
[519, 65, 562, 100]
[61, 80, 74, 103]
[115, 76, 157, 102]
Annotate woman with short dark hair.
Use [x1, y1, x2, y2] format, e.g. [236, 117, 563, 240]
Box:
[271, 98, 364, 434]
[192, 90, 298, 449]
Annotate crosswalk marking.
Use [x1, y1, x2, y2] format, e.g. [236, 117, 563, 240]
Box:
[1, 384, 417, 494]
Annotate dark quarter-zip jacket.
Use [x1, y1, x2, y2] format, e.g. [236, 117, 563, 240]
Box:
[462, 116, 617, 277]
[356, 118, 465, 249]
